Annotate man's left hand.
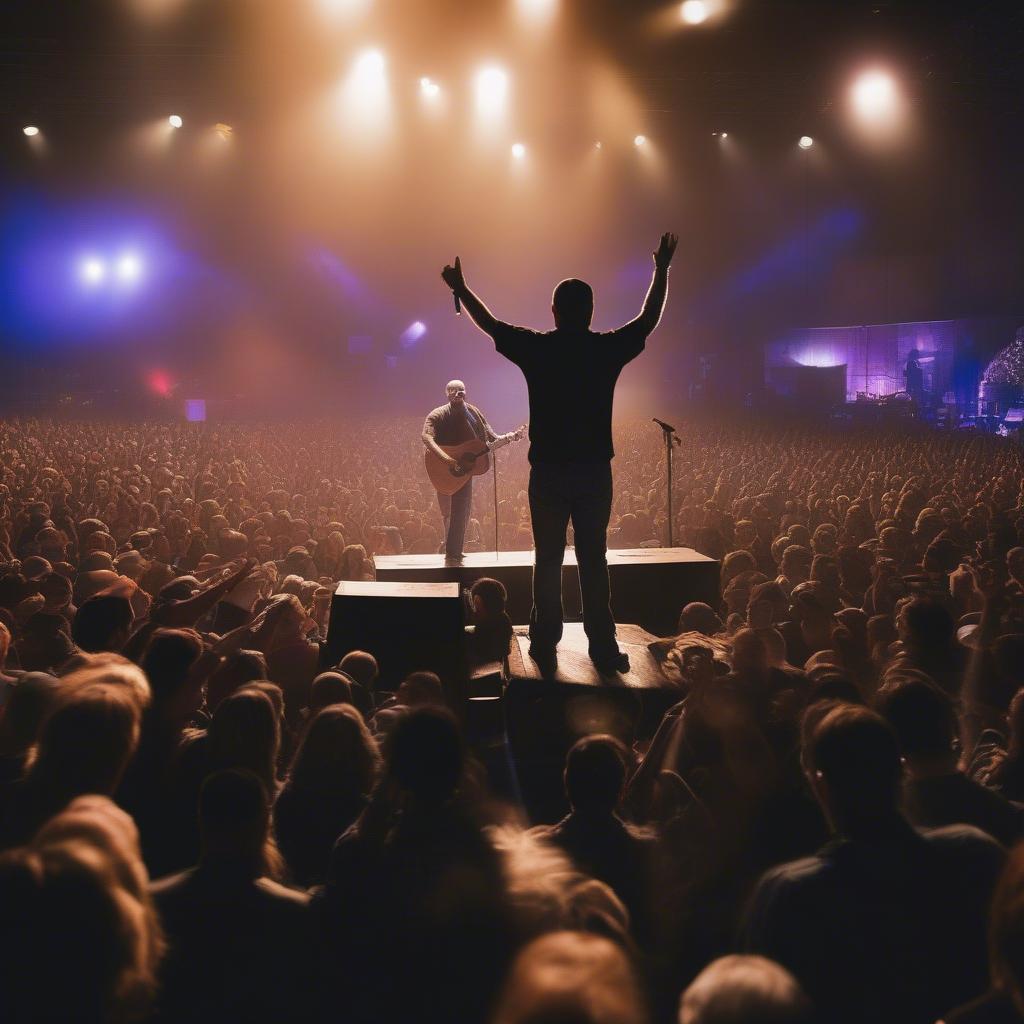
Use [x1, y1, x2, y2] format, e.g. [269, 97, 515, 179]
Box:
[441, 256, 465, 293]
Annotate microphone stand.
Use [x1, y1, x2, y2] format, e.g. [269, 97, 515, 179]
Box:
[492, 443, 500, 559]
[654, 419, 681, 547]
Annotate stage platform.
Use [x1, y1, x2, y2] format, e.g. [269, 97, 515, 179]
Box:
[505, 622, 675, 690]
[374, 547, 719, 637]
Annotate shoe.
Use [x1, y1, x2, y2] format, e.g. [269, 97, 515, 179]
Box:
[592, 651, 630, 675]
[528, 643, 558, 676]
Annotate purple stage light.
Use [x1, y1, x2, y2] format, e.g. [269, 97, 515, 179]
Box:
[184, 399, 206, 422]
[400, 320, 427, 348]
[794, 347, 843, 368]
[79, 255, 107, 286]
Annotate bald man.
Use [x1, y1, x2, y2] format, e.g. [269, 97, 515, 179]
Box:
[422, 380, 504, 562]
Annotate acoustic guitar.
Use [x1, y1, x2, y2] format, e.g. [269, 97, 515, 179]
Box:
[425, 423, 527, 496]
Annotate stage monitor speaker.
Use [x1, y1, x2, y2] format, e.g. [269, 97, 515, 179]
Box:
[324, 580, 466, 691]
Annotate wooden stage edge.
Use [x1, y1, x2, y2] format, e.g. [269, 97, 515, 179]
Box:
[374, 547, 716, 571]
[374, 547, 720, 639]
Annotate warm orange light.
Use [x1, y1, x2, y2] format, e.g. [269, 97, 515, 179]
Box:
[681, 0, 708, 24]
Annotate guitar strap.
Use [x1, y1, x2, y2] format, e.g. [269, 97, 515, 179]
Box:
[463, 404, 485, 443]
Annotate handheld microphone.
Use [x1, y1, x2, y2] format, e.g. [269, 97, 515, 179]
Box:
[454, 291, 462, 315]
[652, 417, 677, 433]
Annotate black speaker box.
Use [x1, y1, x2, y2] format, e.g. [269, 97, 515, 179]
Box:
[324, 580, 466, 690]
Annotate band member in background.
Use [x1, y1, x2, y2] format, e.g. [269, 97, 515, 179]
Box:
[441, 233, 677, 674]
[422, 379, 502, 563]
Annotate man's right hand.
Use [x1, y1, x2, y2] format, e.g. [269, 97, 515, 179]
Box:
[654, 232, 678, 270]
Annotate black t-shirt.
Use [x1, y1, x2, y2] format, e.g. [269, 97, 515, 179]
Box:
[490, 321, 649, 464]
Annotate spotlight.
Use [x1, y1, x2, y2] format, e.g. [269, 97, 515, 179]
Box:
[354, 49, 385, 79]
[680, 0, 708, 24]
[516, 0, 557, 21]
[342, 48, 391, 136]
[475, 66, 509, 117]
[213, 123, 233, 139]
[851, 69, 898, 122]
[511, 142, 525, 159]
[595, 141, 602, 149]
[798, 135, 814, 149]
[147, 370, 173, 398]
[116, 252, 143, 283]
[720, 131, 729, 139]
[634, 134, 647, 147]
[401, 320, 427, 348]
[168, 114, 183, 128]
[80, 257, 106, 285]
[419, 77, 440, 98]
[22, 125, 39, 137]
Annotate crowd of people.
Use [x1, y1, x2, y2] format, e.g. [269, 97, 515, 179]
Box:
[3, 413, 1024, 1023]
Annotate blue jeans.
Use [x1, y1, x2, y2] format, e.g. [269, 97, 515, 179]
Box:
[528, 461, 618, 660]
[438, 477, 472, 557]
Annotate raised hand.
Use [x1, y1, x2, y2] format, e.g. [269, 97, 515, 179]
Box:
[654, 232, 678, 270]
[441, 256, 465, 292]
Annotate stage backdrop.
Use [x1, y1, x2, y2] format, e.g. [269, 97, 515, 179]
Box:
[765, 320, 960, 404]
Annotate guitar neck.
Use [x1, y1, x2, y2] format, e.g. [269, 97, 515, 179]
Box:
[487, 424, 527, 453]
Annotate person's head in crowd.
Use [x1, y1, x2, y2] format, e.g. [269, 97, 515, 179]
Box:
[748, 582, 788, 627]
[309, 670, 354, 714]
[564, 734, 629, 818]
[0, 670, 62, 761]
[386, 705, 463, 806]
[256, 593, 311, 650]
[0, 840, 160, 1023]
[38, 571, 73, 614]
[396, 669, 445, 708]
[140, 627, 204, 715]
[678, 955, 812, 1024]
[337, 647, 382, 696]
[15, 610, 74, 672]
[71, 594, 134, 654]
[897, 595, 955, 654]
[13, 682, 143, 842]
[803, 703, 903, 837]
[678, 602, 724, 637]
[205, 649, 269, 713]
[491, 930, 647, 1024]
[1007, 547, 1024, 588]
[812, 525, 838, 556]
[721, 550, 756, 589]
[287, 704, 380, 798]
[197, 768, 278, 878]
[471, 576, 509, 623]
[208, 687, 280, 798]
[21, 555, 51, 582]
[876, 679, 957, 774]
[34, 794, 151, 904]
[807, 671, 865, 707]
[779, 545, 812, 587]
[60, 657, 152, 710]
[732, 628, 770, 678]
[923, 537, 962, 575]
[735, 519, 757, 550]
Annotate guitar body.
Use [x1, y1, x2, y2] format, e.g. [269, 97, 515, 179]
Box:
[425, 440, 491, 496]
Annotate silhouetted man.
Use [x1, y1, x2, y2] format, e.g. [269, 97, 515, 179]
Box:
[441, 233, 677, 674]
